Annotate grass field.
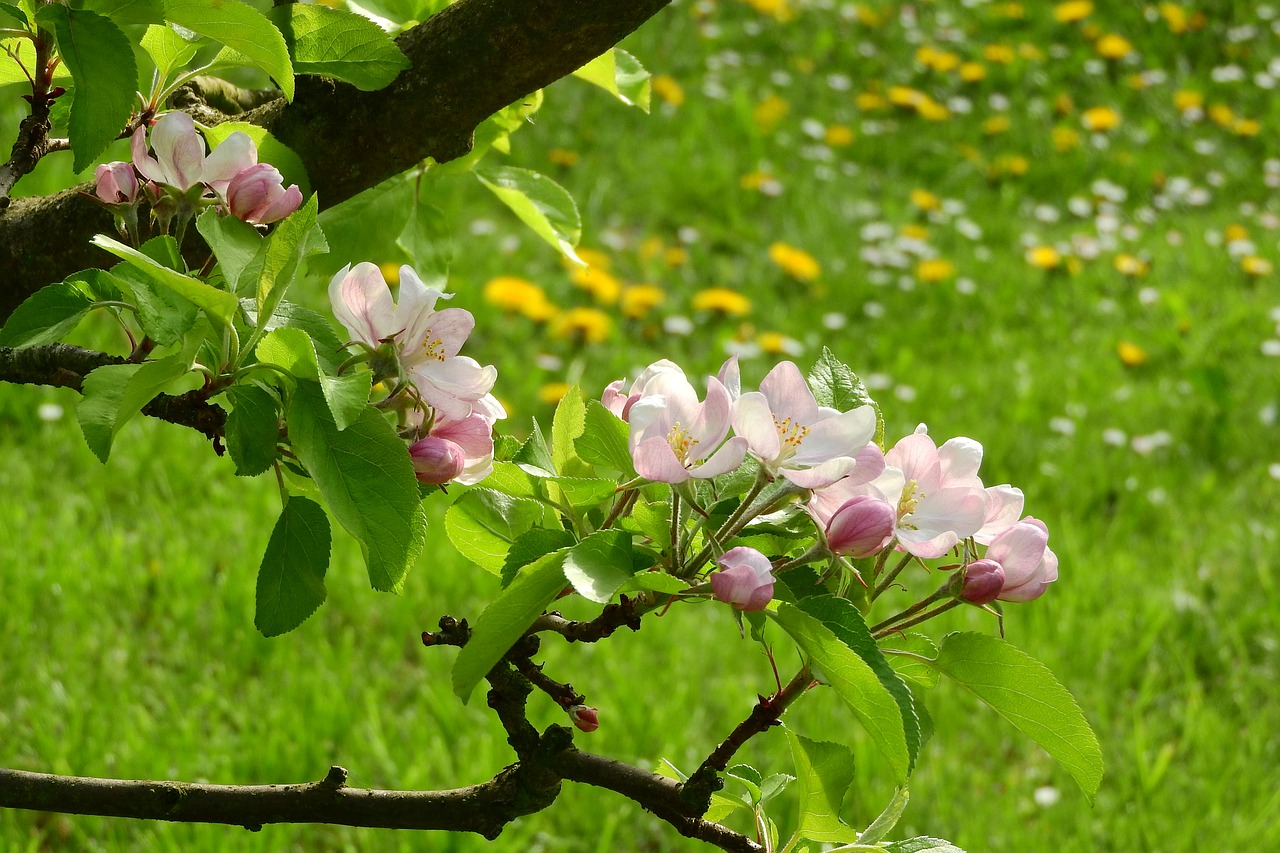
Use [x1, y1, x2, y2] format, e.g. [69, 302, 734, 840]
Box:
[3, 0, 1279, 850]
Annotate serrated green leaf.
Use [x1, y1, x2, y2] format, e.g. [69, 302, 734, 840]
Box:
[476, 166, 582, 263]
[268, 3, 408, 91]
[561, 529, 634, 604]
[785, 729, 859, 845]
[203, 122, 310, 195]
[92, 235, 240, 327]
[82, 0, 162, 26]
[77, 356, 191, 462]
[443, 488, 547, 574]
[576, 400, 634, 475]
[572, 48, 650, 112]
[452, 548, 568, 702]
[108, 264, 198, 347]
[882, 633, 941, 689]
[196, 208, 265, 295]
[225, 383, 279, 476]
[313, 175, 413, 277]
[513, 418, 556, 475]
[256, 194, 325, 322]
[163, 0, 292, 98]
[255, 496, 329, 637]
[397, 198, 451, 289]
[882, 838, 967, 853]
[480, 460, 543, 500]
[551, 385, 587, 475]
[859, 786, 910, 845]
[501, 528, 575, 588]
[928, 632, 1104, 800]
[725, 763, 763, 805]
[256, 327, 369, 430]
[800, 595, 921, 774]
[626, 499, 669, 545]
[36, 6, 136, 172]
[808, 347, 884, 448]
[286, 381, 426, 592]
[0, 281, 95, 348]
[619, 571, 686, 595]
[0, 39, 71, 87]
[239, 299, 345, 374]
[1, 2, 28, 28]
[141, 23, 198, 84]
[771, 603, 910, 781]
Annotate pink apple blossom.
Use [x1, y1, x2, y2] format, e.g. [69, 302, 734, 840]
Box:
[130, 112, 254, 194]
[710, 546, 775, 611]
[823, 494, 897, 558]
[975, 484, 1025, 545]
[876, 427, 989, 558]
[957, 558, 1005, 605]
[985, 517, 1058, 602]
[627, 370, 746, 483]
[602, 359, 685, 421]
[225, 163, 303, 225]
[94, 162, 139, 204]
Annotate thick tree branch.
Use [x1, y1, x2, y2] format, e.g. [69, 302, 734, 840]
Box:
[0, 0, 674, 322]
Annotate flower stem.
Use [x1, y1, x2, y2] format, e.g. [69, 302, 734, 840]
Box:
[872, 599, 961, 639]
[871, 551, 915, 600]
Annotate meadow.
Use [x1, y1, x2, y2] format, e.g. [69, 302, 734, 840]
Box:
[2, 0, 1279, 849]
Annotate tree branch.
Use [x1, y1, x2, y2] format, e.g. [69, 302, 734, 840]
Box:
[0, 0, 674, 323]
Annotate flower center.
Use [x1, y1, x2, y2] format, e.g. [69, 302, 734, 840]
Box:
[773, 415, 810, 460]
[419, 330, 447, 361]
[666, 421, 699, 464]
[899, 479, 924, 522]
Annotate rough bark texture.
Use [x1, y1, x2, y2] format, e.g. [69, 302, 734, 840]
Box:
[0, 0, 673, 323]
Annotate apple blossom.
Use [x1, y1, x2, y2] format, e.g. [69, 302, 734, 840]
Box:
[627, 370, 746, 483]
[732, 360, 884, 488]
[407, 411, 495, 486]
[985, 517, 1059, 602]
[94, 162, 139, 204]
[823, 494, 897, 558]
[957, 558, 1005, 605]
[131, 112, 254, 194]
[225, 163, 303, 225]
[878, 428, 989, 558]
[602, 359, 685, 421]
[709, 546, 775, 611]
[975, 484, 1025, 545]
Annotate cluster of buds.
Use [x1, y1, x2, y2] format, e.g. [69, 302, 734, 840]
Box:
[328, 263, 504, 488]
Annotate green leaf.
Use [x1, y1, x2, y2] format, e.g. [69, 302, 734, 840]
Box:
[513, 418, 556, 475]
[725, 763, 763, 805]
[141, 23, 198, 84]
[396, 198, 452, 289]
[163, 0, 293, 98]
[197, 208, 265, 295]
[256, 327, 369, 431]
[928, 632, 1104, 800]
[619, 571, 686, 595]
[800, 595, 921, 774]
[0, 281, 95, 348]
[109, 264, 198, 347]
[92, 235, 240, 327]
[255, 194, 325, 322]
[269, 3, 408, 91]
[575, 400, 634, 475]
[203, 122, 310, 195]
[1, 2, 29, 27]
[572, 48, 650, 112]
[881, 633, 940, 689]
[476, 166, 583, 263]
[286, 381, 426, 592]
[548, 476, 616, 508]
[452, 548, 568, 702]
[0, 39, 72, 87]
[77, 356, 191, 462]
[313, 175, 412, 277]
[561, 529, 634, 604]
[785, 729, 858, 845]
[882, 838, 967, 853]
[859, 786, 910, 845]
[443, 488, 546, 574]
[239, 299, 345, 374]
[551, 385, 588, 475]
[501, 528, 575, 588]
[255, 496, 330, 637]
[224, 383, 279, 476]
[82, 0, 163, 26]
[36, 6, 136, 172]
[771, 603, 910, 781]
[808, 347, 884, 448]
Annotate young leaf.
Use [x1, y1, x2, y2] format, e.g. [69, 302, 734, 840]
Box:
[858, 786, 910, 845]
[443, 488, 547, 574]
[256, 327, 369, 431]
[163, 0, 294, 99]
[239, 299, 345, 374]
[82, 0, 163, 27]
[881, 633, 941, 689]
[881, 839, 967, 853]
[92, 235, 240, 327]
[255, 496, 330, 637]
[575, 400, 634, 475]
[927, 632, 1104, 800]
[255, 194, 326, 322]
[512, 418, 556, 475]
[551, 385, 588, 475]
[35, 6, 136, 172]
[808, 347, 884, 448]
[0, 281, 95, 348]
[397, 198, 452, 289]
[109, 264, 198, 347]
[572, 48, 651, 112]
[203, 122, 311, 196]
[501, 528, 576, 588]
[1, 2, 29, 27]
[770, 603, 911, 781]
[224, 383, 280, 476]
[784, 729, 859, 845]
[561, 529, 634, 604]
[268, 3, 409, 91]
[452, 548, 569, 702]
[141, 23, 198, 84]
[475, 166, 583, 263]
[313, 175, 413, 277]
[197, 209, 265, 295]
[286, 381, 426, 592]
[77, 356, 191, 462]
[800, 595, 921, 774]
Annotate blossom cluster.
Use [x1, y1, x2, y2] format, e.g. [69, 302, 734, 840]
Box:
[328, 263, 503, 487]
[95, 112, 302, 227]
[605, 358, 1057, 612]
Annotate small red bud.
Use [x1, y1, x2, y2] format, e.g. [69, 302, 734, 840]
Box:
[568, 705, 599, 733]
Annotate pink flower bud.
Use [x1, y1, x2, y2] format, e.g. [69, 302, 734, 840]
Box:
[958, 559, 1005, 605]
[568, 704, 599, 732]
[825, 495, 897, 558]
[710, 546, 775, 611]
[408, 436, 466, 485]
[225, 163, 303, 225]
[94, 161, 139, 204]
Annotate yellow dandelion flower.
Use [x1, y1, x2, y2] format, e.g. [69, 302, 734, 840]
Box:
[483, 276, 541, 311]
[538, 383, 571, 405]
[1173, 90, 1203, 112]
[1233, 118, 1261, 137]
[1095, 33, 1133, 60]
[1082, 106, 1121, 131]
[621, 284, 666, 319]
[548, 148, 580, 167]
[1224, 224, 1250, 243]
[915, 98, 951, 121]
[758, 331, 801, 356]
[1000, 154, 1030, 176]
[768, 242, 822, 281]
[569, 266, 621, 304]
[1027, 246, 1062, 269]
[1053, 0, 1093, 23]
[574, 247, 612, 271]
[739, 170, 777, 191]
[983, 115, 1011, 135]
[743, 0, 795, 22]
[888, 86, 925, 108]
[664, 246, 689, 268]
[521, 293, 559, 323]
[1242, 256, 1273, 276]
[1208, 103, 1235, 127]
[552, 307, 612, 343]
[1053, 126, 1081, 151]
[652, 75, 685, 108]
[959, 62, 987, 82]
[1113, 254, 1150, 277]
[1018, 43, 1044, 61]
[693, 287, 752, 316]
[379, 261, 401, 284]
[900, 223, 929, 240]
[856, 91, 888, 111]
[983, 44, 1015, 64]
[753, 95, 791, 134]
[1116, 341, 1148, 366]
[916, 258, 955, 283]
[910, 189, 941, 212]
[1159, 2, 1188, 34]
[824, 124, 855, 146]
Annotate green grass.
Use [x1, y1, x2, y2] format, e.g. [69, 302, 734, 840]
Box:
[4, 0, 1280, 850]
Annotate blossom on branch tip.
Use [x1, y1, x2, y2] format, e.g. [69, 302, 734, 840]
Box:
[225, 163, 303, 225]
[985, 517, 1058, 602]
[957, 558, 1005, 605]
[130, 112, 254, 194]
[823, 494, 897, 558]
[602, 359, 685, 421]
[710, 546, 775, 611]
[94, 162, 139, 204]
[627, 370, 747, 483]
[568, 705, 599, 732]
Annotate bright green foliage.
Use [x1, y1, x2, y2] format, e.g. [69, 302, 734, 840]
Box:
[784, 729, 859, 845]
[0, 281, 95, 348]
[881, 839, 967, 852]
[239, 300, 345, 374]
[575, 400, 634, 475]
[162, 0, 293, 100]
[476, 166, 583, 263]
[254, 496, 330, 637]
[927, 632, 1105, 800]
[76, 356, 190, 462]
[196, 210, 264, 295]
[255, 328, 370, 431]
[881, 633, 941, 689]
[92, 235, 240, 327]
[808, 347, 884, 450]
[858, 786, 910, 845]
[573, 48, 651, 113]
[223, 384, 279, 477]
[140, 23, 198, 84]
[35, 6, 136, 172]
[396, 195, 452, 288]
[269, 4, 409, 92]
[560, 529, 634, 603]
[314, 175, 415, 278]
[253, 194, 326, 322]
[443, 488, 549, 575]
[501, 528, 575, 588]
[81, 0, 163, 27]
[285, 381, 426, 593]
[0, 3, 28, 27]
[550, 385, 588, 475]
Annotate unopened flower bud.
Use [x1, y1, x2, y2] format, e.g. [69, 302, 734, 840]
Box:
[408, 436, 466, 485]
[957, 559, 1005, 605]
[568, 704, 599, 732]
[825, 495, 896, 558]
[710, 546, 775, 611]
[226, 163, 303, 225]
[94, 161, 139, 204]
